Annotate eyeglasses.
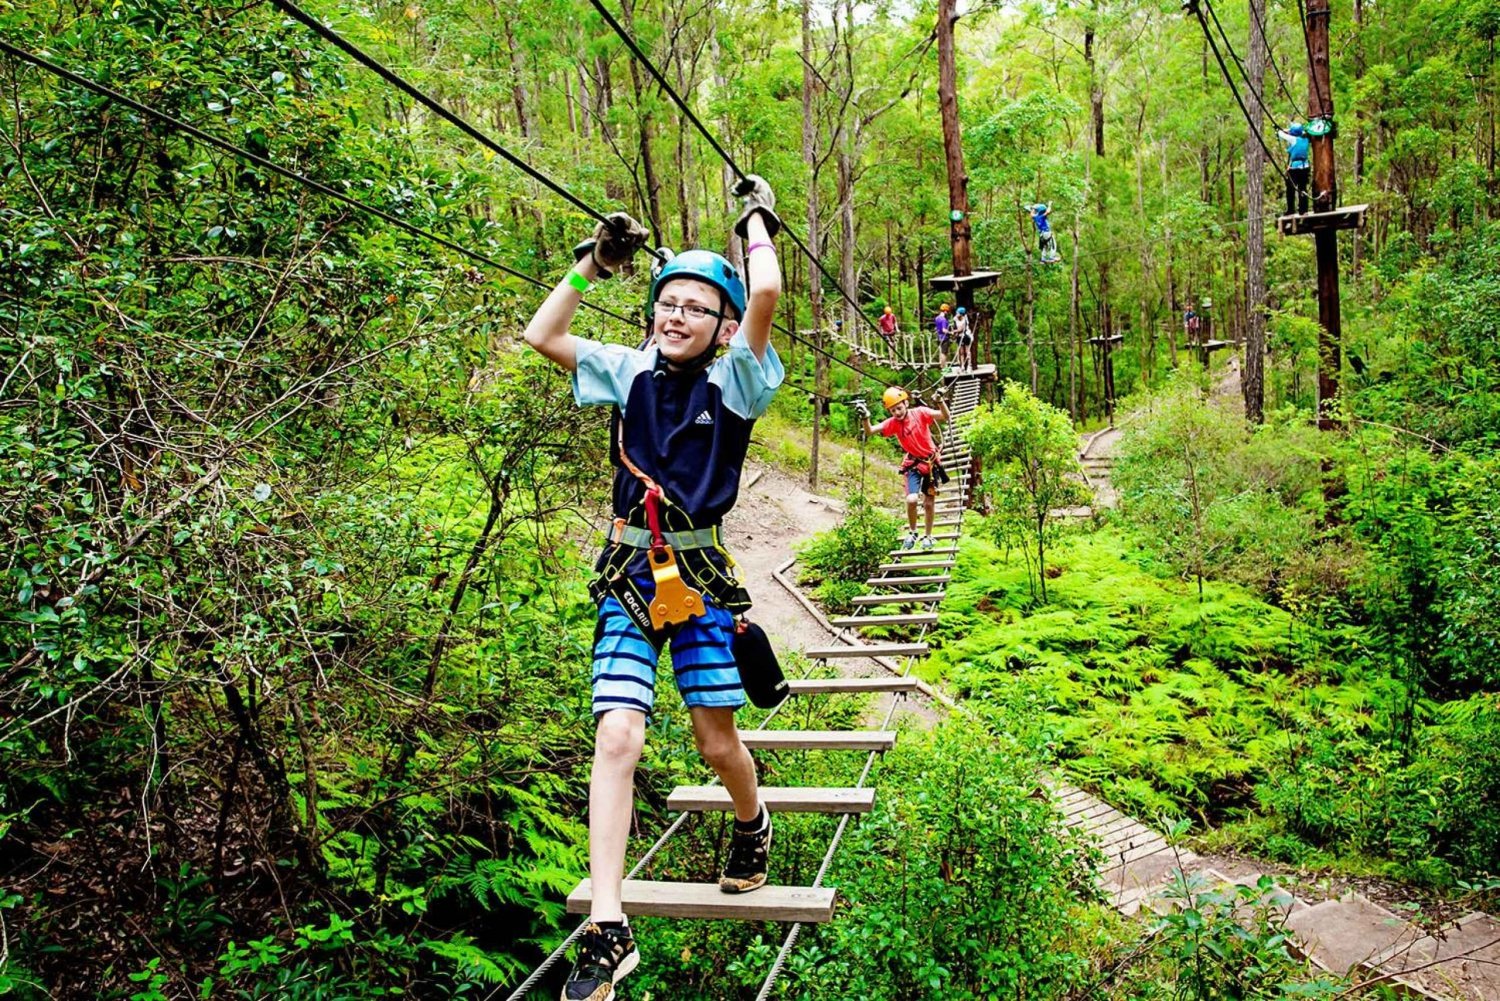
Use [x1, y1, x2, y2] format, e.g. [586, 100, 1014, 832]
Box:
[653, 300, 723, 322]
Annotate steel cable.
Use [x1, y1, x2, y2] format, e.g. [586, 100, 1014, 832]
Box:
[0, 40, 640, 328]
[586, 0, 892, 346]
[1185, 2, 1291, 183]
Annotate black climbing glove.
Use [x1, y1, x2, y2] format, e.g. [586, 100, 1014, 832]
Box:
[573, 212, 650, 279]
[732, 174, 781, 239]
[851, 398, 870, 419]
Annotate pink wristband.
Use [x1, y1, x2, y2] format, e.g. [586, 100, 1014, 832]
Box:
[746, 241, 775, 254]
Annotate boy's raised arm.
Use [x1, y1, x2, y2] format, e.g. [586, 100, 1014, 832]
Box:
[731, 175, 782, 361]
[522, 212, 649, 371]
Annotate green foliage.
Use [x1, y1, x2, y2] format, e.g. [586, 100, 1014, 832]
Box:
[1112, 374, 1326, 599]
[1132, 869, 1343, 999]
[796, 494, 902, 592]
[966, 382, 1090, 601]
[928, 527, 1500, 883]
[750, 712, 1099, 999]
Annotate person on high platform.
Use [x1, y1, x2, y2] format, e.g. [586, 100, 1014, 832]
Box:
[952, 306, 974, 371]
[853, 386, 951, 552]
[933, 303, 951, 368]
[524, 177, 784, 1001]
[1277, 121, 1311, 215]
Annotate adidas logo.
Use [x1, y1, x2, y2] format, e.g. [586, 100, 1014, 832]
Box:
[694, 410, 714, 425]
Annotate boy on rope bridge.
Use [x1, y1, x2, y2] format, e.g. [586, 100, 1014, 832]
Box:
[933, 302, 951, 368]
[879, 305, 898, 352]
[1026, 202, 1062, 264]
[1276, 121, 1311, 215]
[853, 386, 951, 551]
[523, 176, 784, 1001]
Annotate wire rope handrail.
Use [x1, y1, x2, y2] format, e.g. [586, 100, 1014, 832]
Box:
[1183, 1, 1291, 184]
[753, 378, 983, 999]
[585, 0, 892, 347]
[0, 40, 641, 329]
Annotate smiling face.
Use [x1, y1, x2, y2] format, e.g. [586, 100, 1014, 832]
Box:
[651, 277, 738, 365]
[887, 400, 910, 420]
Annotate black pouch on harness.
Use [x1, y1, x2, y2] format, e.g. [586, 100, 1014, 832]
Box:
[732, 619, 788, 709]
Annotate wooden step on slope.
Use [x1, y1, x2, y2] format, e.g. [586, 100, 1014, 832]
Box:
[866, 575, 950, 586]
[828, 612, 939, 628]
[568, 879, 836, 923]
[668, 785, 875, 814]
[1284, 894, 1423, 977]
[741, 730, 897, 751]
[786, 676, 920, 694]
[805, 642, 929, 659]
[888, 546, 958, 557]
[849, 591, 945, 606]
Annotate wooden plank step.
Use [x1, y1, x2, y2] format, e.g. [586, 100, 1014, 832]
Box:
[805, 642, 929, 659]
[786, 676, 921, 694]
[828, 612, 939, 628]
[567, 879, 836, 922]
[876, 560, 953, 572]
[887, 547, 958, 557]
[850, 591, 945, 606]
[866, 575, 950, 586]
[740, 730, 897, 751]
[668, 785, 876, 814]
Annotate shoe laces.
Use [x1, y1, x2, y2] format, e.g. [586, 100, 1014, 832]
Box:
[725, 822, 768, 873]
[574, 924, 629, 979]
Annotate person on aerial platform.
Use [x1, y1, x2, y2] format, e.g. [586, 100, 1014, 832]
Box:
[1277, 121, 1311, 215]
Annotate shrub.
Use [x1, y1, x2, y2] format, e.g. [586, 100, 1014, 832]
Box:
[796, 494, 901, 588]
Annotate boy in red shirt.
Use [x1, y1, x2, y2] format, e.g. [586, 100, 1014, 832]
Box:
[855, 386, 951, 550]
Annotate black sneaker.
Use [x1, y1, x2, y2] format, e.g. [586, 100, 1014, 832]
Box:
[562, 922, 639, 1001]
[719, 808, 772, 893]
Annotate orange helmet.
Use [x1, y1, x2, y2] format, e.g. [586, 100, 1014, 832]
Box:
[883, 306, 893, 315]
[939, 303, 950, 312]
[881, 386, 909, 411]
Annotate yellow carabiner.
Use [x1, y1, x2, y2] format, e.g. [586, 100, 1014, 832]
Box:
[647, 543, 706, 629]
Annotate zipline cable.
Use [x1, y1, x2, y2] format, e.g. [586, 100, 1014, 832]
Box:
[1201, 0, 1292, 128]
[0, 40, 640, 328]
[1244, 0, 1303, 117]
[268, 0, 647, 242]
[279, 0, 932, 390]
[586, 0, 893, 349]
[1184, 1, 1290, 184]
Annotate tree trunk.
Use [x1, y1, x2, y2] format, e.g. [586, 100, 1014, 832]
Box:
[1244, 0, 1267, 423]
[1085, 4, 1104, 157]
[803, 0, 825, 489]
[502, 17, 532, 139]
[936, 0, 973, 281]
[621, 0, 662, 239]
[1069, 218, 1082, 419]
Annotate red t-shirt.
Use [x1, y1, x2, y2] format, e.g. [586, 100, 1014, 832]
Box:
[876, 407, 941, 458]
[879, 313, 896, 335]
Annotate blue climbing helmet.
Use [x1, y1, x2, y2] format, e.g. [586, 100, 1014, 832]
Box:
[1287, 121, 1306, 137]
[956, 307, 967, 316]
[648, 249, 747, 320]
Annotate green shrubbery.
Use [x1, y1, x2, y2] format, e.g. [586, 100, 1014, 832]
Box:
[796, 494, 902, 612]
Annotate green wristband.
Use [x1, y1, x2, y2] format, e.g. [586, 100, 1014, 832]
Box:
[566, 269, 591, 293]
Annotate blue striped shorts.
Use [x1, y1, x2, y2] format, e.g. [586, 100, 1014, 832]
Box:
[591, 596, 745, 717]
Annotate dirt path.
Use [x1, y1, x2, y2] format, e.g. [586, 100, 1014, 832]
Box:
[724, 461, 945, 731]
[722, 463, 845, 654]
